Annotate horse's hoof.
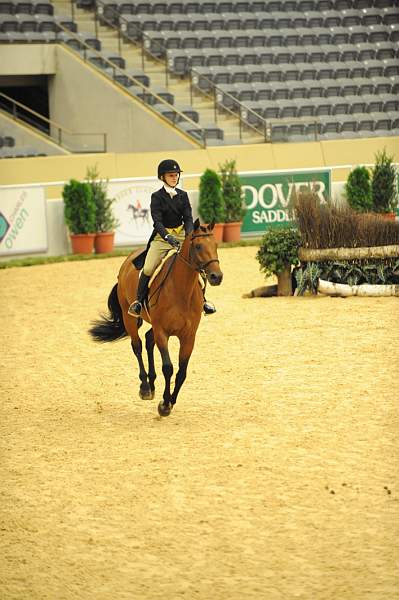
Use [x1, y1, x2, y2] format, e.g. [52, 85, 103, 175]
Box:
[139, 386, 153, 400]
[158, 402, 172, 417]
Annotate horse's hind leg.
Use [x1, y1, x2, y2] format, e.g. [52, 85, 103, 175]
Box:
[145, 328, 156, 399]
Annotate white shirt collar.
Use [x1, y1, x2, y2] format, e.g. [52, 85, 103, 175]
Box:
[163, 183, 177, 198]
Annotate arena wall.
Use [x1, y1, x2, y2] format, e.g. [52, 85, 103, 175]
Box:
[0, 136, 398, 259]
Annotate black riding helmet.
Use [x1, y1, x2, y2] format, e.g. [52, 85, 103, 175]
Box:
[157, 159, 182, 181]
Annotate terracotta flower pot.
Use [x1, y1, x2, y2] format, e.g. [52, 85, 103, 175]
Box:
[70, 233, 95, 254]
[94, 231, 115, 254]
[212, 223, 224, 243]
[223, 221, 242, 242]
[381, 212, 397, 221]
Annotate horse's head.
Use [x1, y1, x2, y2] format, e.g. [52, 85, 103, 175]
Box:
[188, 219, 223, 286]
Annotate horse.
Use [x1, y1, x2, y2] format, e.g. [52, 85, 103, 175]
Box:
[127, 204, 150, 225]
[89, 219, 223, 416]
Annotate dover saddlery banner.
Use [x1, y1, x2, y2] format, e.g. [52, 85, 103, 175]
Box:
[108, 178, 160, 246]
[0, 186, 47, 255]
[240, 170, 331, 234]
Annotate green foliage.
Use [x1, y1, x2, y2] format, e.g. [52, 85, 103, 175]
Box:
[294, 263, 321, 295]
[219, 159, 246, 223]
[371, 148, 398, 214]
[256, 227, 301, 277]
[62, 179, 96, 234]
[198, 168, 225, 223]
[86, 165, 119, 232]
[295, 258, 399, 294]
[345, 166, 373, 212]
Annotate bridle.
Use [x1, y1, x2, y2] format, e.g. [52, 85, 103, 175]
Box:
[149, 231, 219, 309]
[178, 232, 220, 274]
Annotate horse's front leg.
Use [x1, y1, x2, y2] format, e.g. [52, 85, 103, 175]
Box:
[171, 336, 195, 407]
[131, 337, 152, 400]
[145, 328, 156, 399]
[155, 333, 174, 417]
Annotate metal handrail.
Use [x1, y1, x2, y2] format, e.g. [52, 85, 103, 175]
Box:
[189, 69, 270, 141]
[0, 91, 107, 152]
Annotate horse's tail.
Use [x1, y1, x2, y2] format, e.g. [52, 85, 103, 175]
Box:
[89, 283, 128, 343]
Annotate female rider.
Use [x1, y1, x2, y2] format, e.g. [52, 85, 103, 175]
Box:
[128, 159, 217, 317]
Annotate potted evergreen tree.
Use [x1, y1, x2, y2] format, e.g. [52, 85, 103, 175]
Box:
[198, 168, 225, 242]
[345, 165, 373, 212]
[256, 227, 301, 296]
[219, 159, 247, 242]
[86, 165, 119, 253]
[371, 148, 398, 220]
[62, 179, 96, 254]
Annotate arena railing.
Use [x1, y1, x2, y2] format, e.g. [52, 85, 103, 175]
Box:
[0, 91, 107, 153]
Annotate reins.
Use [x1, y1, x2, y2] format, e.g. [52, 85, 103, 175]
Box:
[178, 232, 220, 274]
[147, 231, 219, 310]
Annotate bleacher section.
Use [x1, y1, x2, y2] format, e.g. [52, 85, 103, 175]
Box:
[1, 0, 398, 146]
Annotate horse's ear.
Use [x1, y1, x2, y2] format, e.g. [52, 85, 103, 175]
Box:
[208, 219, 215, 231]
[193, 218, 200, 231]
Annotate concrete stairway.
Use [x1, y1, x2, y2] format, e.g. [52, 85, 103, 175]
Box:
[51, 0, 265, 145]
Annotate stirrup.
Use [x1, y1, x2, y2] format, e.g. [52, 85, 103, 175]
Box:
[203, 301, 216, 315]
[128, 300, 142, 317]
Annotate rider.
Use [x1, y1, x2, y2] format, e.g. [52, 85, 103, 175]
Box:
[128, 159, 217, 317]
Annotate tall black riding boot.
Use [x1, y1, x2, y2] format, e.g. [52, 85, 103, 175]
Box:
[128, 273, 151, 316]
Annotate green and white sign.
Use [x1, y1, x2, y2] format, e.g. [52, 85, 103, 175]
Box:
[240, 169, 331, 234]
[0, 186, 47, 255]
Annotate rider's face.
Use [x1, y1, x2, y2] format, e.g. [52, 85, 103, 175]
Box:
[163, 171, 179, 187]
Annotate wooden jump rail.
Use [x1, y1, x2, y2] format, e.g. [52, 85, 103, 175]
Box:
[299, 245, 399, 262]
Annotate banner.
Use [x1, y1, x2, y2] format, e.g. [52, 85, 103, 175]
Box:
[0, 186, 47, 255]
[240, 170, 331, 234]
[108, 179, 160, 246]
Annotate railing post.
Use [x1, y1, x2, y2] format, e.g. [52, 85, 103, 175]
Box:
[103, 133, 107, 153]
[189, 73, 193, 105]
[94, 5, 99, 40]
[165, 60, 168, 89]
[141, 34, 145, 71]
[58, 128, 62, 146]
[117, 23, 121, 55]
[213, 86, 217, 123]
[239, 113, 242, 140]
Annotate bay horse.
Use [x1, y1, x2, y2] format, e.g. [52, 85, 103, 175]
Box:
[89, 219, 223, 416]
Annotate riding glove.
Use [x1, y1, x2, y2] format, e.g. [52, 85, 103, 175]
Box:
[165, 234, 180, 248]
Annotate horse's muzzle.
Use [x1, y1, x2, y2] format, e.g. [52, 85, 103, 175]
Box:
[208, 271, 223, 286]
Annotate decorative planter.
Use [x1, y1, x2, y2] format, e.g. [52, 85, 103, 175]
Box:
[212, 223, 224, 243]
[381, 212, 397, 221]
[69, 233, 95, 254]
[223, 221, 242, 242]
[94, 231, 115, 254]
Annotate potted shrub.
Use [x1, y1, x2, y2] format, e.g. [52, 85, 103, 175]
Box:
[219, 159, 247, 242]
[345, 165, 373, 212]
[256, 227, 301, 296]
[62, 179, 96, 254]
[86, 165, 118, 253]
[198, 168, 225, 242]
[371, 148, 398, 220]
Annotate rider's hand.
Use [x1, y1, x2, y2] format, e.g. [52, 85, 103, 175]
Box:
[165, 234, 180, 249]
